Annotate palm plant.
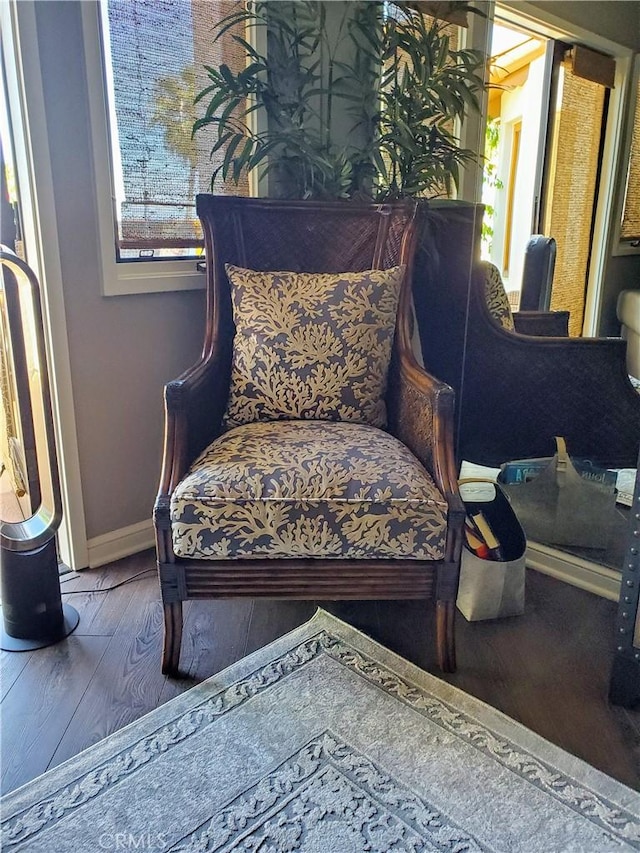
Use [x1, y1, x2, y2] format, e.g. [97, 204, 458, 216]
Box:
[193, 0, 486, 201]
[349, 2, 486, 199]
[193, 2, 363, 199]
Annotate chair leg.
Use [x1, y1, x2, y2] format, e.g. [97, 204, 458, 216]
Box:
[162, 601, 183, 676]
[436, 600, 456, 673]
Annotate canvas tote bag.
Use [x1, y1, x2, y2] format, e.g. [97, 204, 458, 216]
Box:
[456, 480, 527, 622]
[499, 437, 617, 549]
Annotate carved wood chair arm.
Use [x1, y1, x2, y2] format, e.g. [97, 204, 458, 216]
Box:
[387, 355, 464, 523]
[155, 349, 231, 510]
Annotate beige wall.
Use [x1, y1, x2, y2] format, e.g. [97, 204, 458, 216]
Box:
[601, 256, 640, 336]
[35, 2, 205, 546]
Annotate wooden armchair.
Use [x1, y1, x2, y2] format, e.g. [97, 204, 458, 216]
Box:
[154, 196, 465, 676]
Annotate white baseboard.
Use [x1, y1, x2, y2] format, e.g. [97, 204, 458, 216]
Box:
[87, 519, 155, 569]
[526, 541, 621, 602]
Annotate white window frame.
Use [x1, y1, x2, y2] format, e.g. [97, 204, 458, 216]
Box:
[81, 1, 205, 297]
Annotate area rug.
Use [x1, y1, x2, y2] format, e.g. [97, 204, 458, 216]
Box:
[2, 611, 639, 852]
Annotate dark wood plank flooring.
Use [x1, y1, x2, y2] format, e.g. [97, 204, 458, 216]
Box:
[1, 550, 638, 796]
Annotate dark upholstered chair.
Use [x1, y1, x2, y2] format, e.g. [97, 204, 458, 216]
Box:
[154, 196, 465, 676]
[413, 201, 640, 470]
[462, 261, 640, 467]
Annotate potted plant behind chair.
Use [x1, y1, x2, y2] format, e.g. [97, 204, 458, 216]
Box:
[192, 1, 486, 202]
[342, 1, 487, 409]
[192, 0, 487, 416]
[192, 1, 370, 200]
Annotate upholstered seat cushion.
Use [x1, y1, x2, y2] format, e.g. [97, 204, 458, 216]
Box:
[171, 421, 448, 560]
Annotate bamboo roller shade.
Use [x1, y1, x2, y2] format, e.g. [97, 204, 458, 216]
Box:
[621, 79, 640, 244]
[545, 65, 605, 337]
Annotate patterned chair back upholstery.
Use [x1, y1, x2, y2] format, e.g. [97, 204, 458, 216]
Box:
[481, 261, 515, 331]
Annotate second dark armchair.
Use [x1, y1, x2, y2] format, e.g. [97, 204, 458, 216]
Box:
[413, 202, 640, 469]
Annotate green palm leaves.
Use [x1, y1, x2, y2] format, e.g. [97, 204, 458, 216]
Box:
[193, 1, 485, 200]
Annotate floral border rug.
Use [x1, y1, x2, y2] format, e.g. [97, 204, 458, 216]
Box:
[2, 610, 639, 852]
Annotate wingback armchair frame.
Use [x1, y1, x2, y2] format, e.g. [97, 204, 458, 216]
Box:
[154, 197, 465, 676]
[459, 264, 640, 467]
[414, 201, 640, 469]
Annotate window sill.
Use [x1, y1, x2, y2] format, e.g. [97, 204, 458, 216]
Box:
[101, 259, 206, 297]
[613, 241, 640, 257]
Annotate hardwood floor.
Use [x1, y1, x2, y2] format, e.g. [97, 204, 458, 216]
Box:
[1, 550, 638, 796]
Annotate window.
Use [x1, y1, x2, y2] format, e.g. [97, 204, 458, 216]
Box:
[81, 0, 251, 293]
[502, 121, 521, 277]
[100, 0, 248, 262]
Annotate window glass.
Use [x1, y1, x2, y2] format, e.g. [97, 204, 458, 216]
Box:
[102, 0, 248, 261]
